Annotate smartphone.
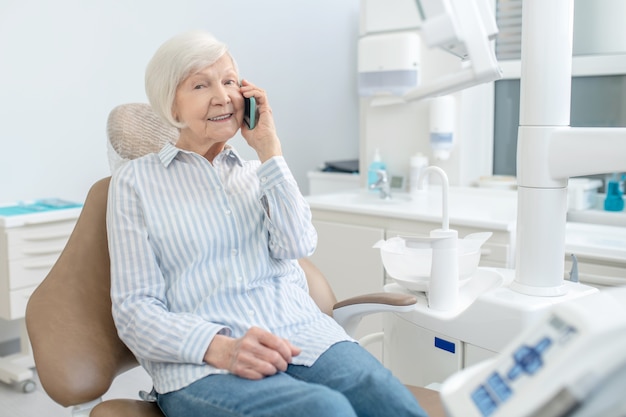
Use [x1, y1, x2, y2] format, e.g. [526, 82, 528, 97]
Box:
[244, 96, 257, 129]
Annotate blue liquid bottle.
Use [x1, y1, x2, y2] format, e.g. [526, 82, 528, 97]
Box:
[367, 148, 387, 190]
[604, 173, 624, 212]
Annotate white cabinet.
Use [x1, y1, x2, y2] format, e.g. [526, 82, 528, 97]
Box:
[383, 311, 498, 387]
[0, 209, 79, 390]
[384, 313, 463, 387]
[0, 219, 76, 320]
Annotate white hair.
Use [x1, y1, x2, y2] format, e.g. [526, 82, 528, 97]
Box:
[145, 30, 238, 129]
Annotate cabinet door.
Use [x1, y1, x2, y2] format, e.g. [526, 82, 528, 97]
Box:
[310, 220, 385, 360]
[311, 220, 385, 299]
[465, 343, 497, 368]
[384, 313, 463, 387]
[564, 257, 626, 288]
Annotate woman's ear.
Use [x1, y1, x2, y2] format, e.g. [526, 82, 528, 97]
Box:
[171, 104, 179, 123]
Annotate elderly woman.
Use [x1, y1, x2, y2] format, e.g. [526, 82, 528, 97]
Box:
[107, 30, 427, 417]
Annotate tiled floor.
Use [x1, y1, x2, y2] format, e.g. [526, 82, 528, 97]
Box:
[0, 366, 152, 417]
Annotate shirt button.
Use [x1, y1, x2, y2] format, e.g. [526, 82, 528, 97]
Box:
[248, 310, 255, 316]
[225, 209, 231, 215]
[260, 176, 268, 183]
[231, 249, 238, 256]
[236, 276, 243, 282]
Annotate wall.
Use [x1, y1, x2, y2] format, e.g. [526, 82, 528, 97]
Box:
[0, 0, 360, 204]
[0, 0, 360, 344]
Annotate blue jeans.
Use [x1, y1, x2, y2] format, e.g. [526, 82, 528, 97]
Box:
[156, 341, 428, 417]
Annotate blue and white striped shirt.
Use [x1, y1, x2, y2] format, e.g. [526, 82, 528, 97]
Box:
[107, 142, 351, 394]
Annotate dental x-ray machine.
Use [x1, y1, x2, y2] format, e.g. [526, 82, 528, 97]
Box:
[377, 0, 626, 415]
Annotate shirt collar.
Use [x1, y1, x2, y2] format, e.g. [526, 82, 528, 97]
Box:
[158, 142, 244, 168]
[215, 145, 244, 167]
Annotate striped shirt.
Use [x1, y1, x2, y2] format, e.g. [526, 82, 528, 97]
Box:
[107, 142, 352, 394]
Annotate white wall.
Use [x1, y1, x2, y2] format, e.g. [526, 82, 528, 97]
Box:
[0, 0, 360, 204]
[0, 0, 360, 343]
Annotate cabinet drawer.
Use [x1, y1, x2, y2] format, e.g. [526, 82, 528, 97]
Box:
[0, 286, 36, 320]
[565, 257, 626, 288]
[5, 221, 74, 260]
[7, 254, 60, 290]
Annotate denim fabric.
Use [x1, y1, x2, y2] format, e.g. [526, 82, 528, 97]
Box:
[156, 341, 428, 417]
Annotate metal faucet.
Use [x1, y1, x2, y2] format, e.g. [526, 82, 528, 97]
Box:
[369, 169, 391, 200]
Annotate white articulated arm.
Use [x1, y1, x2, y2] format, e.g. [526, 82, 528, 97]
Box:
[404, 0, 501, 101]
[333, 293, 418, 337]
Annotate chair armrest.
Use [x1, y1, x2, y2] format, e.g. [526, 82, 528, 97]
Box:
[333, 292, 417, 337]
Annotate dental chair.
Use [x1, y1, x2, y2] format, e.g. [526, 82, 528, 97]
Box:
[25, 103, 446, 417]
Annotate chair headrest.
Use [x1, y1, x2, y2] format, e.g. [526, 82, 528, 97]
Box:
[106, 103, 178, 173]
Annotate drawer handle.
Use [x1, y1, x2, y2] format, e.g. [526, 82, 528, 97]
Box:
[577, 273, 626, 287]
[23, 261, 55, 269]
[22, 232, 71, 241]
[22, 245, 65, 255]
[480, 248, 492, 257]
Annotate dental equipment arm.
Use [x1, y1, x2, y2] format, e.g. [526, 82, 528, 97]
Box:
[403, 0, 502, 101]
[513, 0, 626, 296]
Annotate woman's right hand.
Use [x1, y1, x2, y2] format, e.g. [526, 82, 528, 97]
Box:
[239, 79, 283, 163]
[204, 326, 301, 380]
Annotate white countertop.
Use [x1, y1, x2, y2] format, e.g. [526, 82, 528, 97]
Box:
[565, 222, 626, 263]
[306, 187, 626, 264]
[306, 186, 518, 231]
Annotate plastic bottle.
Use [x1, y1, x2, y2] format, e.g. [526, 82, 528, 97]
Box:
[604, 173, 624, 211]
[367, 148, 387, 190]
[410, 153, 429, 194]
[430, 95, 455, 160]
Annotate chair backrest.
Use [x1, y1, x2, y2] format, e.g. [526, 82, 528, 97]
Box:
[25, 103, 338, 408]
[26, 177, 132, 407]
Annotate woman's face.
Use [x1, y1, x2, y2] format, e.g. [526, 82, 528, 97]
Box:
[173, 54, 244, 153]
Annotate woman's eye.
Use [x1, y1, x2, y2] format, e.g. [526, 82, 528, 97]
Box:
[224, 80, 236, 86]
[193, 84, 205, 90]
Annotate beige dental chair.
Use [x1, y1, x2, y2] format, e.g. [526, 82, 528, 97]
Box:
[25, 103, 446, 417]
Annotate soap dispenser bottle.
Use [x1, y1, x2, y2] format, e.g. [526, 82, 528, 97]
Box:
[604, 173, 624, 212]
[367, 148, 387, 189]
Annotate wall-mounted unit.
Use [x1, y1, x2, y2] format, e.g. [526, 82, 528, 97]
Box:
[358, 31, 421, 97]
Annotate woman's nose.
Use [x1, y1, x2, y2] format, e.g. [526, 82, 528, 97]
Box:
[212, 85, 231, 105]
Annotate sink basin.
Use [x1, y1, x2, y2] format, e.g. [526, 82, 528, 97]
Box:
[346, 192, 413, 205]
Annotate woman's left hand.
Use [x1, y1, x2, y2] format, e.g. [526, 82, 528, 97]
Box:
[240, 79, 282, 163]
